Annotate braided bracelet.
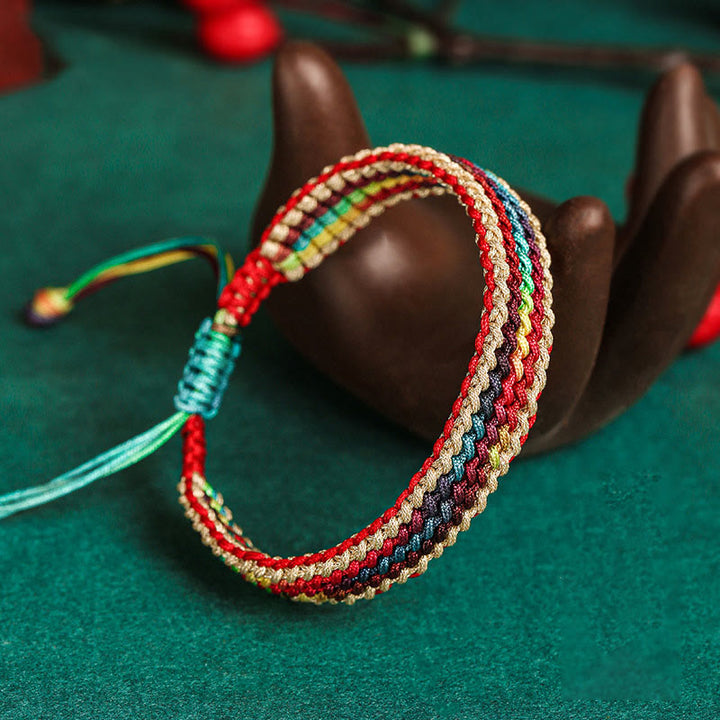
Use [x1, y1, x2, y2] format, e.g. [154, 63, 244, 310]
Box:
[2, 144, 553, 605]
[184, 144, 554, 603]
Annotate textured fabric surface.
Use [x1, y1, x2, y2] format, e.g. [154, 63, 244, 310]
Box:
[1, 1, 718, 717]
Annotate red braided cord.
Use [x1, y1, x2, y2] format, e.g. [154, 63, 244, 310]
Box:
[181, 151, 504, 572]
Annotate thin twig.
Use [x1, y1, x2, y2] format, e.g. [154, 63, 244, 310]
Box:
[441, 35, 720, 73]
[273, 0, 391, 32]
[274, 0, 720, 74]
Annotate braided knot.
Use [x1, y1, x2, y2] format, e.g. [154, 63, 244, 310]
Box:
[174, 318, 241, 419]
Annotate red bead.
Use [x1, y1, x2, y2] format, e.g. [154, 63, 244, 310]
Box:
[198, 4, 282, 63]
[183, 0, 251, 14]
[688, 282, 720, 348]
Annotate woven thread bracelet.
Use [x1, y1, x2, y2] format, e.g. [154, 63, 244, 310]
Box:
[1, 144, 553, 605]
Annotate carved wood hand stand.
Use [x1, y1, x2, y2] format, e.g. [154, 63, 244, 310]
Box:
[252, 42, 720, 455]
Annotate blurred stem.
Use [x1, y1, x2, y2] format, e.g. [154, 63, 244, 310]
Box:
[272, 0, 720, 73]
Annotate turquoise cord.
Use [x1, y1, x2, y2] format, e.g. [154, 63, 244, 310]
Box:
[0, 412, 188, 519]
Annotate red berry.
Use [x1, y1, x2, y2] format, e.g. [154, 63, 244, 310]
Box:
[183, 0, 250, 14]
[198, 4, 282, 63]
[688, 282, 720, 348]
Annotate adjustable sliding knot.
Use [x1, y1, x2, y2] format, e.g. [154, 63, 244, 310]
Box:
[174, 317, 241, 420]
[0, 237, 239, 521]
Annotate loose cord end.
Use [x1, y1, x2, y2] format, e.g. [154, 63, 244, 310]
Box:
[23, 237, 233, 330]
[0, 412, 189, 520]
[24, 287, 74, 327]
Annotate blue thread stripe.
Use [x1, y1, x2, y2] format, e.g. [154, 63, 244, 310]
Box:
[337, 168, 541, 588]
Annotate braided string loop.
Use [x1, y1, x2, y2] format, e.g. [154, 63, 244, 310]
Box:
[174, 318, 241, 419]
[178, 144, 554, 604]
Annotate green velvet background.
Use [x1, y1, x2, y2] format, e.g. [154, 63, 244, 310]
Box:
[1, 2, 719, 718]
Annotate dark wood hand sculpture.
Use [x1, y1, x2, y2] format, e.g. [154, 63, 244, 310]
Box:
[252, 42, 720, 455]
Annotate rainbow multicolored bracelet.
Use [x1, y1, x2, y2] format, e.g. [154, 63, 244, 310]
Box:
[181, 144, 554, 604]
[1, 144, 553, 605]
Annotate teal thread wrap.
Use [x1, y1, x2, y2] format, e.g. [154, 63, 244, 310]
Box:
[174, 318, 241, 419]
